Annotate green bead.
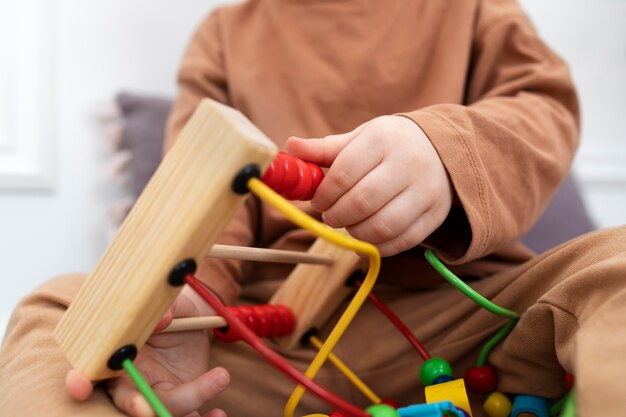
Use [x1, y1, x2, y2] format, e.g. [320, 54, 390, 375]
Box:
[419, 357, 453, 386]
[366, 404, 400, 417]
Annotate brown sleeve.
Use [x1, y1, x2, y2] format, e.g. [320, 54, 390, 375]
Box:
[0, 275, 125, 416]
[403, 0, 579, 264]
[163, 10, 254, 305]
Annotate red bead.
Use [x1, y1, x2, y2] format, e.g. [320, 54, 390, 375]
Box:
[329, 412, 347, 417]
[213, 304, 295, 342]
[260, 153, 285, 192]
[380, 399, 399, 409]
[565, 372, 574, 391]
[283, 157, 312, 200]
[262, 152, 324, 200]
[213, 307, 244, 343]
[251, 305, 272, 337]
[303, 161, 324, 200]
[465, 365, 498, 394]
[279, 153, 300, 193]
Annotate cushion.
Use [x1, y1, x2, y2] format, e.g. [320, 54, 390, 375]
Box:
[116, 92, 172, 197]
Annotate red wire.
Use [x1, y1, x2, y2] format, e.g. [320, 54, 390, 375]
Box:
[184, 274, 370, 417]
[356, 280, 431, 361]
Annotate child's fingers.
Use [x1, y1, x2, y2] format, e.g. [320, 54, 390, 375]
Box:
[65, 369, 94, 401]
[312, 134, 382, 212]
[158, 367, 230, 416]
[153, 306, 174, 332]
[373, 212, 436, 257]
[286, 125, 363, 167]
[107, 376, 154, 417]
[321, 163, 404, 228]
[202, 408, 227, 417]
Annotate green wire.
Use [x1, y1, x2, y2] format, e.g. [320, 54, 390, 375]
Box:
[549, 391, 568, 416]
[122, 358, 172, 417]
[559, 388, 576, 417]
[476, 320, 516, 367]
[425, 249, 520, 368]
[425, 249, 520, 321]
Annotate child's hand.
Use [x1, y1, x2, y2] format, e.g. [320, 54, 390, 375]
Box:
[287, 115, 453, 257]
[65, 286, 229, 417]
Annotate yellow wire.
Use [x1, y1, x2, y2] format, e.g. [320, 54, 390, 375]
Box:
[247, 178, 381, 417]
[309, 335, 382, 405]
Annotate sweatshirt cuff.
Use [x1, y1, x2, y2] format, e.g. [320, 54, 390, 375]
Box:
[398, 107, 490, 265]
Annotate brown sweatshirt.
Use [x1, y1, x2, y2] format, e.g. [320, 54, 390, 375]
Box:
[164, 0, 579, 305]
[0, 0, 579, 415]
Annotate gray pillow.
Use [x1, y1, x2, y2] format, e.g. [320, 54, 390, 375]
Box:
[116, 92, 172, 197]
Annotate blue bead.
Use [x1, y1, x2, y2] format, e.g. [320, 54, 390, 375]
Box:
[397, 401, 458, 417]
[455, 407, 471, 417]
[433, 375, 454, 385]
[511, 395, 549, 417]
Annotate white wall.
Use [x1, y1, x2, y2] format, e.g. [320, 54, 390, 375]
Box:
[0, 0, 228, 330]
[519, 0, 626, 229]
[0, 0, 625, 334]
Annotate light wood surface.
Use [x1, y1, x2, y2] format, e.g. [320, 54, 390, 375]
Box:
[160, 316, 228, 333]
[270, 230, 363, 349]
[208, 244, 332, 265]
[54, 98, 277, 380]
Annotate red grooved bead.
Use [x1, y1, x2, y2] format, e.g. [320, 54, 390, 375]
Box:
[274, 304, 296, 336]
[565, 372, 574, 391]
[279, 153, 300, 193]
[213, 304, 296, 342]
[262, 152, 324, 200]
[251, 305, 272, 338]
[260, 154, 286, 192]
[283, 157, 313, 200]
[304, 161, 324, 200]
[213, 307, 244, 343]
[465, 365, 498, 394]
[329, 412, 348, 417]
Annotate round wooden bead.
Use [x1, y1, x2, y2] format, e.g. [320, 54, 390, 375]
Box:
[366, 404, 400, 417]
[483, 391, 512, 417]
[465, 365, 498, 394]
[419, 357, 453, 386]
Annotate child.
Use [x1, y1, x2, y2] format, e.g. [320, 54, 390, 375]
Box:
[2, 1, 626, 416]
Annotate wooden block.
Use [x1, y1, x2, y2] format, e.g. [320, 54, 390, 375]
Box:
[425, 379, 473, 416]
[54, 99, 277, 381]
[270, 230, 363, 349]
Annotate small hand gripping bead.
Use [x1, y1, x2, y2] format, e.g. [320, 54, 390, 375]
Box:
[262, 152, 324, 200]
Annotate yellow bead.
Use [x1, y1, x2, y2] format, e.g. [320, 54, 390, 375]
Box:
[483, 391, 512, 417]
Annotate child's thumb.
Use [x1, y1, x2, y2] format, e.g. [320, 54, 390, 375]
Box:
[286, 127, 362, 167]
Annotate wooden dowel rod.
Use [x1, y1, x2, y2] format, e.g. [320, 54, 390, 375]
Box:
[160, 316, 227, 333]
[208, 244, 333, 265]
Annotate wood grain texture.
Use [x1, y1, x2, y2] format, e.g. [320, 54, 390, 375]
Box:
[208, 244, 332, 265]
[160, 316, 228, 333]
[54, 99, 277, 380]
[270, 230, 363, 349]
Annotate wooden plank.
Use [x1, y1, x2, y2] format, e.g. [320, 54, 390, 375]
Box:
[54, 98, 277, 381]
[270, 230, 363, 349]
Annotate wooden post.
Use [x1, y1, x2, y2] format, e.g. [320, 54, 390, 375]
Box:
[54, 99, 277, 381]
[270, 230, 364, 349]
